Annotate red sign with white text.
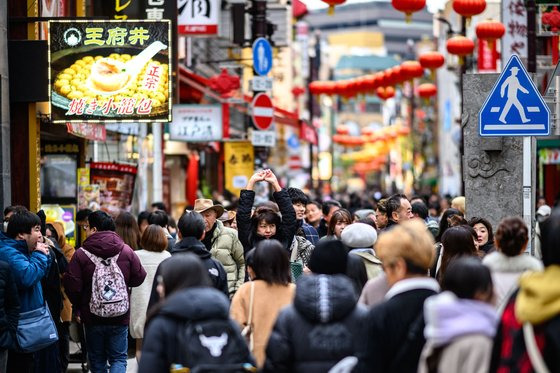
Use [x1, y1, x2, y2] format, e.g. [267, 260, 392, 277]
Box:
[478, 39, 498, 73]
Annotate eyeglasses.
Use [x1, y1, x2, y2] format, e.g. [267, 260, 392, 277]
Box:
[82, 225, 89, 230]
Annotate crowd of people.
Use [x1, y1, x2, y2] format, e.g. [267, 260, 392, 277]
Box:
[0, 168, 558, 373]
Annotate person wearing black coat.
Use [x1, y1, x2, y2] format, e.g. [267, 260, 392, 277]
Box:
[148, 211, 229, 309]
[0, 261, 20, 371]
[236, 169, 297, 254]
[362, 220, 439, 373]
[263, 274, 368, 373]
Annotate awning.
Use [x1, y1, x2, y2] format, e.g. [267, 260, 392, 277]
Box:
[179, 66, 300, 128]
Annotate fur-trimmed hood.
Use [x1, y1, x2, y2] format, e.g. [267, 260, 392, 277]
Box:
[482, 251, 543, 273]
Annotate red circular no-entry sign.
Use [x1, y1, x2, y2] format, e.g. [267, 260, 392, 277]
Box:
[251, 93, 274, 130]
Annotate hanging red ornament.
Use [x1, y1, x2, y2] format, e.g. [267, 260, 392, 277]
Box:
[475, 19, 505, 49]
[400, 60, 424, 81]
[391, 0, 426, 23]
[322, 0, 346, 15]
[452, 0, 486, 26]
[419, 51, 445, 79]
[446, 36, 475, 65]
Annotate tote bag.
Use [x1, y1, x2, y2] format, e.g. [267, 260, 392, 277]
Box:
[17, 304, 59, 353]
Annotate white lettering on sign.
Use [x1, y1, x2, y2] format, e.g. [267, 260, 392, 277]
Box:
[251, 130, 276, 147]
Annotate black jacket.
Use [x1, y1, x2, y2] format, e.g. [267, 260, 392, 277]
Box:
[237, 189, 297, 254]
[362, 286, 438, 373]
[148, 237, 229, 309]
[263, 274, 368, 373]
[139, 287, 254, 373]
[0, 261, 20, 350]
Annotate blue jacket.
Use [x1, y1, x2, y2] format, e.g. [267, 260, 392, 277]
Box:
[0, 232, 50, 312]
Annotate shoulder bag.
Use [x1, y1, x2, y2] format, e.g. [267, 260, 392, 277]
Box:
[16, 303, 59, 353]
[240, 281, 255, 352]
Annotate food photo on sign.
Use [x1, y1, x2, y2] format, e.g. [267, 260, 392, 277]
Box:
[48, 20, 172, 123]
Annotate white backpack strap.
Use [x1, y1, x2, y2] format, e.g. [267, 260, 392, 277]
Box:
[81, 248, 103, 265]
[523, 322, 550, 373]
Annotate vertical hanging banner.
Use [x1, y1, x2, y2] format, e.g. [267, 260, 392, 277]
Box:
[478, 39, 498, 73]
[224, 142, 254, 195]
[89, 162, 138, 213]
[49, 20, 172, 123]
[501, 0, 528, 64]
[178, 0, 220, 35]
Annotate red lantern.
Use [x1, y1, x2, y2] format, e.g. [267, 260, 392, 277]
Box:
[391, 0, 426, 22]
[377, 86, 395, 100]
[419, 51, 445, 79]
[400, 60, 424, 81]
[475, 19, 505, 49]
[386, 66, 403, 86]
[542, 6, 560, 64]
[322, 0, 346, 15]
[362, 74, 378, 93]
[417, 83, 437, 104]
[291, 86, 305, 97]
[452, 0, 486, 26]
[336, 125, 350, 135]
[446, 36, 475, 64]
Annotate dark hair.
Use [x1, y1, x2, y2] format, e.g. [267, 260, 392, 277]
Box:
[148, 210, 169, 228]
[251, 240, 291, 285]
[358, 217, 377, 230]
[468, 217, 494, 244]
[386, 194, 408, 221]
[494, 217, 528, 257]
[245, 248, 255, 270]
[376, 199, 387, 213]
[287, 187, 309, 205]
[442, 257, 493, 299]
[178, 211, 205, 240]
[438, 226, 478, 283]
[46, 223, 59, 242]
[251, 208, 281, 236]
[141, 225, 168, 253]
[115, 212, 142, 250]
[137, 211, 151, 225]
[76, 208, 92, 222]
[322, 200, 341, 216]
[411, 201, 429, 220]
[347, 253, 368, 294]
[88, 211, 116, 232]
[327, 208, 352, 236]
[540, 207, 560, 266]
[3, 205, 27, 218]
[146, 254, 212, 326]
[167, 215, 177, 229]
[435, 208, 463, 242]
[151, 202, 167, 212]
[448, 215, 468, 227]
[307, 200, 321, 209]
[6, 211, 41, 239]
[255, 201, 279, 213]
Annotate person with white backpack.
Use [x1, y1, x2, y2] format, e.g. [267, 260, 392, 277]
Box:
[63, 210, 146, 373]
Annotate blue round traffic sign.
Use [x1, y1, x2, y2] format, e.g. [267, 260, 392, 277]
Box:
[252, 37, 273, 76]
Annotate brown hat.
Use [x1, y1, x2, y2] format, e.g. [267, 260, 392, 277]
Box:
[219, 210, 236, 223]
[193, 199, 225, 217]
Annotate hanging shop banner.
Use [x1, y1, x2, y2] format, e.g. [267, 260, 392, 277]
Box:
[224, 142, 254, 195]
[501, 0, 527, 64]
[49, 20, 172, 123]
[77, 167, 90, 187]
[477, 39, 498, 73]
[169, 105, 223, 142]
[178, 0, 220, 35]
[89, 162, 137, 213]
[92, 0, 176, 21]
[66, 122, 107, 141]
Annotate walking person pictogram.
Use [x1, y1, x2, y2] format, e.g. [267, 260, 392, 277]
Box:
[499, 66, 530, 124]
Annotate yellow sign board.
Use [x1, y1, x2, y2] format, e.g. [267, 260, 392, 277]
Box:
[224, 142, 254, 196]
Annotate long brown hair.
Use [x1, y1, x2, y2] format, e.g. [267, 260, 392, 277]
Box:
[115, 212, 142, 250]
[327, 208, 352, 236]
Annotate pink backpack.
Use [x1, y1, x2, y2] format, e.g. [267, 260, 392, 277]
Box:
[82, 249, 129, 318]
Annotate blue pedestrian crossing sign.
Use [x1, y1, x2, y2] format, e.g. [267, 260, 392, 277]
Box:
[252, 37, 273, 76]
[479, 55, 550, 136]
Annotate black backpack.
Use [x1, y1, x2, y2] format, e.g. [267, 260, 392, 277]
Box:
[172, 318, 256, 373]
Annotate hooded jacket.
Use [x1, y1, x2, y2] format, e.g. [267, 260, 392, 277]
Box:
[236, 189, 297, 253]
[139, 287, 254, 373]
[50, 221, 75, 322]
[0, 261, 20, 349]
[0, 232, 50, 312]
[418, 292, 498, 373]
[263, 274, 368, 373]
[62, 231, 146, 325]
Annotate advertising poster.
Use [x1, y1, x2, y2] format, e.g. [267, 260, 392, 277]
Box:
[49, 20, 172, 123]
[78, 184, 101, 211]
[41, 204, 77, 247]
[90, 162, 137, 213]
[170, 105, 223, 142]
[224, 142, 254, 195]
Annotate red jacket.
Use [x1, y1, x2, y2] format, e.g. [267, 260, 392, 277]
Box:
[63, 231, 146, 325]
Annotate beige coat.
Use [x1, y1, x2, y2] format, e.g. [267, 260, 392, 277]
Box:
[209, 220, 245, 296]
[230, 280, 295, 368]
[418, 334, 493, 373]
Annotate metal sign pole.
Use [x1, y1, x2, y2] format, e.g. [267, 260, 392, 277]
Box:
[523, 136, 533, 254]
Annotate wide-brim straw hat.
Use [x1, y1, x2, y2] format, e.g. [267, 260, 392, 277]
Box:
[193, 199, 225, 217]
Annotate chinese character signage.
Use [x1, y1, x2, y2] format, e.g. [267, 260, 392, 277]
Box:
[478, 39, 498, 73]
[501, 0, 527, 64]
[224, 142, 254, 195]
[66, 122, 107, 141]
[49, 20, 172, 123]
[89, 162, 137, 213]
[93, 0, 175, 21]
[178, 0, 220, 35]
[251, 130, 276, 147]
[169, 105, 223, 142]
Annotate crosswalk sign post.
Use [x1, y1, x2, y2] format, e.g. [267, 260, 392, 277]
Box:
[479, 55, 550, 136]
